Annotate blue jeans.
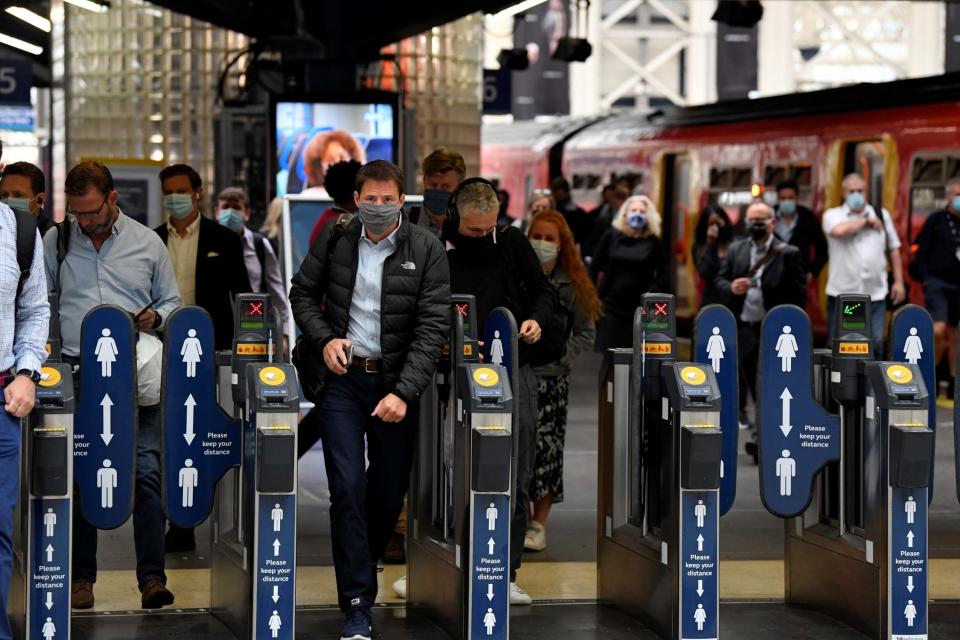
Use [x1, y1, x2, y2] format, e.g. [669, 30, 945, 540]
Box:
[0, 405, 21, 639]
[73, 402, 166, 589]
[319, 368, 417, 612]
[827, 296, 887, 359]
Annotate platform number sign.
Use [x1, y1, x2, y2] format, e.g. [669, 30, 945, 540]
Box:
[483, 68, 511, 115]
[0, 60, 31, 106]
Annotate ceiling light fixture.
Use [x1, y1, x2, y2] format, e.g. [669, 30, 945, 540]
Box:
[63, 0, 110, 13]
[493, 0, 548, 19]
[5, 6, 51, 32]
[0, 32, 43, 55]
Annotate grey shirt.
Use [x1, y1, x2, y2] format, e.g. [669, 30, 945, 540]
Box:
[740, 234, 774, 323]
[43, 211, 181, 357]
[346, 220, 401, 358]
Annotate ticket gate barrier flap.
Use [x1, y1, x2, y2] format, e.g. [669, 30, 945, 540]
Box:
[889, 305, 936, 500]
[11, 362, 74, 640]
[693, 304, 739, 514]
[161, 307, 242, 528]
[481, 308, 520, 525]
[75, 305, 137, 530]
[757, 305, 841, 519]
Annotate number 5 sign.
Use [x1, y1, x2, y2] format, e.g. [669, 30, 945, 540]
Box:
[0, 60, 31, 106]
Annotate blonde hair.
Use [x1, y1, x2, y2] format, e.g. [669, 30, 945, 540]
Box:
[613, 194, 661, 237]
[259, 196, 284, 240]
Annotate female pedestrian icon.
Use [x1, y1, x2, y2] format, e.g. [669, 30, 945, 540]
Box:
[180, 329, 203, 377]
[706, 327, 725, 373]
[95, 328, 118, 377]
[775, 326, 798, 373]
[903, 328, 923, 364]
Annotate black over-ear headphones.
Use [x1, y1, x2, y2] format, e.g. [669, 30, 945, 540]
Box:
[445, 177, 498, 231]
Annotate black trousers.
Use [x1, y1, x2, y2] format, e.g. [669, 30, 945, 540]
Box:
[737, 320, 762, 423]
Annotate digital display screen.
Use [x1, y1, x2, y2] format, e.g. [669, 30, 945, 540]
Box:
[455, 302, 472, 334]
[840, 301, 866, 331]
[275, 100, 395, 197]
[241, 300, 266, 329]
[641, 299, 671, 330]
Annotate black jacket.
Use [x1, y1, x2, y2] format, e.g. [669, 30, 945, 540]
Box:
[714, 236, 807, 318]
[446, 225, 555, 366]
[694, 241, 730, 307]
[155, 216, 251, 350]
[910, 209, 960, 283]
[289, 215, 450, 404]
[774, 204, 829, 278]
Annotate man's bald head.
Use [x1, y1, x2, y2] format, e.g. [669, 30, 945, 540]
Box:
[745, 201, 775, 243]
[745, 202, 773, 221]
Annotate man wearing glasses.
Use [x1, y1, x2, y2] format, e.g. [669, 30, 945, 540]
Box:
[43, 161, 181, 610]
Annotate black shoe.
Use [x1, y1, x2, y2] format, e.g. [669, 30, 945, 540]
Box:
[744, 439, 759, 465]
[382, 532, 406, 564]
[164, 524, 196, 553]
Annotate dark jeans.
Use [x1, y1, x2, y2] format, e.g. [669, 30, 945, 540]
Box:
[0, 405, 21, 639]
[319, 367, 417, 612]
[827, 296, 886, 358]
[511, 365, 537, 582]
[73, 402, 166, 589]
[737, 321, 761, 425]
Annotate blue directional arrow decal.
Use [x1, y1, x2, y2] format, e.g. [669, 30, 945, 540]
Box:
[75, 306, 137, 529]
[758, 305, 840, 518]
[694, 304, 739, 515]
[161, 307, 241, 527]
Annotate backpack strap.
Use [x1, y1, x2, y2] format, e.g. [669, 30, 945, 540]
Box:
[14, 208, 37, 299]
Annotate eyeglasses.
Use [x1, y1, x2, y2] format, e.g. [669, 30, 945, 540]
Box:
[531, 188, 552, 197]
[67, 195, 108, 217]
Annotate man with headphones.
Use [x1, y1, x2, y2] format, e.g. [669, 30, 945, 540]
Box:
[444, 177, 556, 605]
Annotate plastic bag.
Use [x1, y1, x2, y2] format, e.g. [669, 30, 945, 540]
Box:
[136, 332, 163, 406]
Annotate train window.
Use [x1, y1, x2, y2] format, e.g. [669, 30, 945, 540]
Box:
[909, 154, 960, 222]
[764, 162, 814, 208]
[843, 140, 885, 210]
[708, 165, 754, 222]
[573, 173, 602, 190]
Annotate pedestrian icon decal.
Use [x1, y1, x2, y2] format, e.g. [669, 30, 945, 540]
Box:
[904, 599, 917, 627]
[179, 459, 198, 508]
[43, 508, 56, 537]
[180, 329, 203, 377]
[776, 326, 798, 373]
[98, 459, 117, 508]
[694, 603, 707, 631]
[706, 327, 725, 373]
[95, 328, 118, 377]
[272, 503, 284, 532]
[695, 500, 707, 528]
[490, 331, 504, 366]
[776, 450, 796, 497]
[486, 503, 498, 531]
[268, 610, 282, 638]
[484, 608, 497, 635]
[905, 496, 916, 524]
[42, 617, 55, 640]
[903, 327, 923, 364]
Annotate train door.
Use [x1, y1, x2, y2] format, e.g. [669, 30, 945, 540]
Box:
[843, 139, 888, 210]
[661, 153, 693, 319]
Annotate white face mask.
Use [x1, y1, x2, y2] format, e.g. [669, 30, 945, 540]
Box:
[529, 238, 559, 265]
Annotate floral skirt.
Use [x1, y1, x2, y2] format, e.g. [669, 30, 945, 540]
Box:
[532, 374, 570, 503]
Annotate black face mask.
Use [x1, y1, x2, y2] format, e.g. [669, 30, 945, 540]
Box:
[749, 222, 768, 241]
[446, 222, 495, 253]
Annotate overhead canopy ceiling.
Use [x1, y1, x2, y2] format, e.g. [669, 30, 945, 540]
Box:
[149, 0, 517, 58]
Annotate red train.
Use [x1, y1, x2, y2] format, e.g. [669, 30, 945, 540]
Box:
[481, 73, 960, 331]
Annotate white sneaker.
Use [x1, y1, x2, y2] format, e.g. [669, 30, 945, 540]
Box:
[524, 521, 546, 551]
[510, 582, 532, 605]
[392, 575, 407, 599]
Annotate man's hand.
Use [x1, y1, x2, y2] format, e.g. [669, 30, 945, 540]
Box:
[519, 319, 542, 344]
[865, 216, 884, 232]
[4, 376, 36, 418]
[372, 393, 407, 423]
[731, 278, 751, 295]
[890, 280, 906, 305]
[133, 308, 157, 332]
[322, 338, 352, 375]
[706, 224, 719, 242]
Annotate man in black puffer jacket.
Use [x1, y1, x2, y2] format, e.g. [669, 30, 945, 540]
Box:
[289, 160, 449, 640]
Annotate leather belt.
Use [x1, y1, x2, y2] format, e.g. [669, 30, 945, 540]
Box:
[351, 356, 381, 373]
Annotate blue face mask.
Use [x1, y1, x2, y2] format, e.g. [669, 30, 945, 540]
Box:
[423, 189, 452, 215]
[628, 212, 647, 231]
[218, 208, 245, 233]
[846, 192, 866, 211]
[2, 197, 31, 214]
[163, 193, 195, 219]
[951, 196, 960, 212]
[778, 199, 796, 216]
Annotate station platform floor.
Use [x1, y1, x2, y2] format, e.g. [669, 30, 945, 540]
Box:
[76, 353, 960, 638]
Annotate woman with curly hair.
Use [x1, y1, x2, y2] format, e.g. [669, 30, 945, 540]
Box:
[524, 209, 600, 551]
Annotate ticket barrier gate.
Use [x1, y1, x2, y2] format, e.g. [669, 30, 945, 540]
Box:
[598, 294, 726, 639]
[408, 299, 516, 640]
[161, 293, 299, 640]
[758, 296, 935, 639]
[10, 362, 74, 640]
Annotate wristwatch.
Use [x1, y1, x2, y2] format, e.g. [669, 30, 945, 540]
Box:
[16, 369, 41, 384]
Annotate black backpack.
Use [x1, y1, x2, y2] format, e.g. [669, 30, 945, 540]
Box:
[14, 207, 37, 299]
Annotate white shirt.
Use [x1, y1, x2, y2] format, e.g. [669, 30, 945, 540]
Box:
[822, 203, 900, 301]
[346, 220, 401, 358]
[165, 214, 200, 305]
